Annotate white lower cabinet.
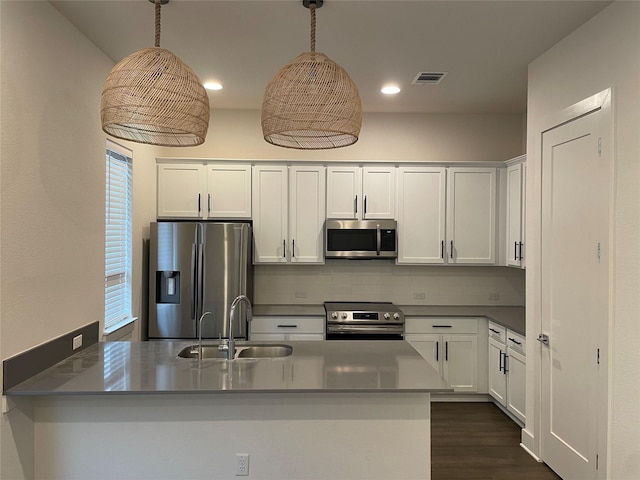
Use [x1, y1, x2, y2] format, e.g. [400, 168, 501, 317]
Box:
[249, 316, 325, 341]
[487, 321, 526, 423]
[405, 317, 487, 393]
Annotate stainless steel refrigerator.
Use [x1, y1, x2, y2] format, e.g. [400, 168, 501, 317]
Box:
[148, 222, 253, 340]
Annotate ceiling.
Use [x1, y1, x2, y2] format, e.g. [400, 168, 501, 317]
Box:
[51, 0, 611, 114]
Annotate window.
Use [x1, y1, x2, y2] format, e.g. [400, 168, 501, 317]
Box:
[105, 142, 133, 333]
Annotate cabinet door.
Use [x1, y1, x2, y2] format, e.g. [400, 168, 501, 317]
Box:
[442, 334, 478, 392]
[289, 166, 326, 263]
[397, 167, 446, 264]
[506, 163, 524, 267]
[506, 347, 526, 423]
[362, 166, 396, 219]
[157, 164, 205, 218]
[326, 166, 361, 219]
[488, 337, 507, 406]
[406, 335, 441, 374]
[446, 167, 496, 264]
[206, 164, 251, 218]
[252, 165, 288, 263]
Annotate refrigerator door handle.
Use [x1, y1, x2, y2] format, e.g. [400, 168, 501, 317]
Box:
[197, 242, 204, 322]
[190, 243, 197, 320]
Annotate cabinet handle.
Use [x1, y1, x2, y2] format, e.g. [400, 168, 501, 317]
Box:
[445, 341, 449, 361]
[518, 242, 524, 261]
[504, 354, 509, 374]
[441, 240, 444, 259]
[277, 324, 298, 328]
[435, 342, 439, 362]
[514, 241, 518, 261]
[364, 195, 368, 214]
[499, 350, 504, 373]
[292, 239, 295, 258]
[283, 240, 286, 258]
[508, 337, 522, 345]
[450, 240, 454, 259]
[489, 328, 501, 334]
[432, 325, 452, 328]
[354, 195, 358, 215]
[208, 193, 211, 214]
[198, 193, 201, 214]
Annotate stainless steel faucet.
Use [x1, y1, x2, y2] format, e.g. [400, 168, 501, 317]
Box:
[220, 295, 252, 360]
[198, 311, 215, 359]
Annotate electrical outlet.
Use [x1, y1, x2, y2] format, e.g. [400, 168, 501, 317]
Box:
[295, 291, 307, 298]
[72, 334, 83, 350]
[413, 291, 426, 300]
[236, 453, 249, 476]
[488, 292, 500, 301]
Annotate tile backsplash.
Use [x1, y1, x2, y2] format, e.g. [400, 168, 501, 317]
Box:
[254, 261, 525, 306]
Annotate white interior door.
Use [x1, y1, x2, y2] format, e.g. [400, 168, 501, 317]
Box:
[541, 106, 609, 480]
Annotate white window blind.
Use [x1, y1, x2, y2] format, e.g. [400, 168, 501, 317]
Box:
[105, 145, 133, 332]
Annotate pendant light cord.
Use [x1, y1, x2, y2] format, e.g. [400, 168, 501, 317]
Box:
[155, 0, 162, 47]
[310, 2, 316, 52]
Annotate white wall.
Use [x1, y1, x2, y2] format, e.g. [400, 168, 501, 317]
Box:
[34, 393, 431, 480]
[0, 2, 159, 477]
[157, 109, 524, 163]
[526, 2, 640, 479]
[255, 263, 525, 306]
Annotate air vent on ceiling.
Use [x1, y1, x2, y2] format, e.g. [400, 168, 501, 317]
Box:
[412, 72, 447, 85]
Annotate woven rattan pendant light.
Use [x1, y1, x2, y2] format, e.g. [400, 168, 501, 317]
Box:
[101, 0, 209, 147]
[261, 0, 362, 149]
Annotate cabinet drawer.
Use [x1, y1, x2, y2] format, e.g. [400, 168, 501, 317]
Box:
[250, 333, 325, 342]
[405, 317, 480, 335]
[506, 330, 525, 355]
[488, 321, 506, 343]
[251, 316, 325, 335]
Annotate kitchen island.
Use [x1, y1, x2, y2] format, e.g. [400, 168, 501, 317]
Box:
[6, 340, 450, 480]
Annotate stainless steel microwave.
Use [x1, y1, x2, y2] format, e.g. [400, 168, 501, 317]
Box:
[325, 220, 398, 259]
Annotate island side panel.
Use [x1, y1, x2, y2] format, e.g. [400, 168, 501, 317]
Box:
[34, 392, 431, 480]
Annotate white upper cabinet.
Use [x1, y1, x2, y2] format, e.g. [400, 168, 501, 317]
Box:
[205, 164, 252, 218]
[396, 167, 447, 264]
[289, 165, 326, 264]
[252, 165, 325, 264]
[446, 167, 497, 264]
[505, 156, 526, 268]
[157, 162, 251, 219]
[326, 166, 396, 219]
[396, 166, 498, 265]
[157, 164, 205, 219]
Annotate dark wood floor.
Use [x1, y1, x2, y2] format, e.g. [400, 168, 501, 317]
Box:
[431, 402, 561, 480]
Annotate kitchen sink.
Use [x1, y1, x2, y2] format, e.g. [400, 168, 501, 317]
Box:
[177, 343, 292, 360]
[177, 345, 228, 359]
[236, 344, 293, 358]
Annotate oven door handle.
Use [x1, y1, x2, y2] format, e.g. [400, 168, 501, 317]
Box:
[376, 223, 381, 256]
[326, 324, 404, 334]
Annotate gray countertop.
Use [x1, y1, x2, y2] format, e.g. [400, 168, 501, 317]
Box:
[5, 340, 452, 396]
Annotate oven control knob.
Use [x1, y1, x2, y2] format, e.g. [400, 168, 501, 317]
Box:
[383, 313, 390, 320]
[341, 312, 348, 319]
[331, 312, 338, 319]
[393, 313, 400, 320]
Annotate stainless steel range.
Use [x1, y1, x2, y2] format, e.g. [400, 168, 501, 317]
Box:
[324, 302, 405, 340]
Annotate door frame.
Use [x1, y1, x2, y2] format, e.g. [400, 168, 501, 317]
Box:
[527, 88, 613, 477]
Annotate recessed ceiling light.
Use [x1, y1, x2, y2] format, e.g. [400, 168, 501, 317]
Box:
[204, 82, 223, 91]
[381, 85, 401, 95]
